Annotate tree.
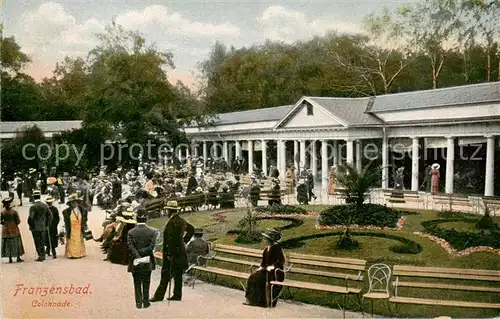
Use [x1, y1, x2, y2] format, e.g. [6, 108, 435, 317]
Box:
[83, 23, 198, 145]
[395, 0, 463, 88]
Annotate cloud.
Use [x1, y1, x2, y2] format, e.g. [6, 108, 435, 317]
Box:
[257, 5, 361, 43]
[14, 2, 240, 85]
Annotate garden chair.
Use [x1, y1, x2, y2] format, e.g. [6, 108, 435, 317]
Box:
[187, 241, 216, 288]
[362, 263, 391, 317]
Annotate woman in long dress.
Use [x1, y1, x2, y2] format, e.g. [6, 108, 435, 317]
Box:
[62, 194, 88, 259]
[1, 197, 24, 263]
[245, 229, 285, 307]
[431, 163, 440, 195]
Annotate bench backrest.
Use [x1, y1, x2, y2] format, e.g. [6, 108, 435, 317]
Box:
[213, 244, 263, 258]
[393, 265, 500, 281]
[289, 252, 367, 271]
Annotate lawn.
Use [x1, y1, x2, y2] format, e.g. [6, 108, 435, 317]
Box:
[148, 205, 500, 318]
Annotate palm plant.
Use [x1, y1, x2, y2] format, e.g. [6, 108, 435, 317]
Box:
[333, 163, 381, 249]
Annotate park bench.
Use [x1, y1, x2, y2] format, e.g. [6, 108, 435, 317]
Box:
[390, 265, 500, 314]
[258, 189, 288, 202]
[382, 189, 424, 208]
[174, 193, 206, 212]
[270, 252, 366, 315]
[144, 198, 165, 218]
[433, 193, 473, 212]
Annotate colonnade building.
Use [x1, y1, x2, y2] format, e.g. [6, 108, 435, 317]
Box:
[184, 82, 500, 197]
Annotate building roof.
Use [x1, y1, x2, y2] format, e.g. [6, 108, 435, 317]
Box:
[369, 82, 500, 112]
[0, 121, 83, 133]
[211, 105, 293, 125]
[308, 96, 383, 126]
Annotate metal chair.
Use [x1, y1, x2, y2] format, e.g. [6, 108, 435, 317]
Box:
[362, 263, 391, 317]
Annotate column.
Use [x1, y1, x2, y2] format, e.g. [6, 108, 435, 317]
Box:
[356, 140, 362, 171]
[185, 147, 190, 159]
[333, 140, 338, 166]
[235, 141, 241, 160]
[346, 139, 354, 166]
[223, 141, 228, 161]
[193, 143, 199, 158]
[311, 140, 317, 178]
[227, 142, 232, 166]
[280, 140, 287, 177]
[202, 141, 207, 162]
[445, 136, 455, 194]
[321, 140, 328, 190]
[300, 140, 306, 170]
[294, 140, 299, 170]
[262, 140, 268, 176]
[248, 140, 254, 174]
[276, 140, 281, 173]
[177, 147, 182, 160]
[411, 137, 419, 191]
[382, 136, 389, 189]
[485, 135, 495, 196]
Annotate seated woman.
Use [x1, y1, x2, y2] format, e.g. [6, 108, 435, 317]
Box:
[107, 208, 136, 265]
[245, 229, 285, 308]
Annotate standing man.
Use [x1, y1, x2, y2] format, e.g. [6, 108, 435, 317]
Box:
[127, 208, 159, 309]
[151, 201, 194, 302]
[44, 197, 60, 258]
[28, 190, 52, 262]
[14, 173, 23, 206]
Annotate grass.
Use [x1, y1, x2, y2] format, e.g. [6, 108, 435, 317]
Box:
[148, 205, 500, 318]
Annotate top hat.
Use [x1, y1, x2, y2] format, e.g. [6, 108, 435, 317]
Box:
[2, 197, 14, 205]
[166, 200, 180, 210]
[261, 229, 282, 243]
[66, 193, 83, 204]
[45, 196, 55, 203]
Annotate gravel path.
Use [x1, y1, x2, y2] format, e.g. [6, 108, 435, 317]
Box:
[1, 196, 362, 318]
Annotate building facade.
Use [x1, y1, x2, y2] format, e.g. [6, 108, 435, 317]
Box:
[184, 82, 500, 197]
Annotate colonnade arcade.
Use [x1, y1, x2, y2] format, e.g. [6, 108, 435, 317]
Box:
[179, 131, 497, 197]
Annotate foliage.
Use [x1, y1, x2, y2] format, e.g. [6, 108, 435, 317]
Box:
[280, 231, 422, 255]
[254, 204, 307, 215]
[319, 204, 402, 228]
[334, 164, 380, 208]
[422, 219, 500, 250]
[235, 208, 261, 244]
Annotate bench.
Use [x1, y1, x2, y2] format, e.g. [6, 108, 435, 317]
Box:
[383, 189, 424, 208]
[144, 198, 165, 218]
[433, 194, 473, 212]
[175, 193, 207, 211]
[270, 252, 366, 316]
[390, 265, 500, 314]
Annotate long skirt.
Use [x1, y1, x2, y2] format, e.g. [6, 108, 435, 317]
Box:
[107, 241, 129, 265]
[65, 214, 86, 258]
[245, 269, 284, 307]
[2, 236, 25, 257]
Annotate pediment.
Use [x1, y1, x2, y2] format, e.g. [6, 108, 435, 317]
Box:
[274, 98, 346, 129]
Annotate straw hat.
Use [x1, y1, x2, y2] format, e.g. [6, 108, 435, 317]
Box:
[196, 186, 203, 192]
[166, 200, 180, 210]
[431, 163, 440, 170]
[66, 193, 83, 205]
[45, 196, 55, 203]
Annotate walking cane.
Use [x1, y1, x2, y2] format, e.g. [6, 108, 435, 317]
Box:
[47, 227, 53, 256]
[167, 257, 173, 306]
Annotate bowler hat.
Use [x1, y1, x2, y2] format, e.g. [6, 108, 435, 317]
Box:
[194, 228, 204, 235]
[66, 193, 82, 205]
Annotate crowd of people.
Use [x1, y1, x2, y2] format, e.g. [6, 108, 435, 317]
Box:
[1, 154, 319, 309]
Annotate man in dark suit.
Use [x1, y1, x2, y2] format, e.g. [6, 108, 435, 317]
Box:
[151, 201, 194, 302]
[127, 209, 159, 309]
[28, 190, 52, 261]
[44, 196, 60, 258]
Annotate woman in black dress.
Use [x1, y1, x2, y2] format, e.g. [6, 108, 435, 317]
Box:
[245, 229, 285, 307]
[1, 197, 25, 263]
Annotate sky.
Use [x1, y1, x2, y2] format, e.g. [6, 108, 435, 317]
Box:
[4, 0, 415, 88]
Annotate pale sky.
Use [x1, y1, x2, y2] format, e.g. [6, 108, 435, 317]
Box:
[4, 0, 415, 88]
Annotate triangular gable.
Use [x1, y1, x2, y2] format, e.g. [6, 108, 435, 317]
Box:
[274, 97, 348, 129]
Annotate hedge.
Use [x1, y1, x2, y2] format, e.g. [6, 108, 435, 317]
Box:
[319, 204, 401, 228]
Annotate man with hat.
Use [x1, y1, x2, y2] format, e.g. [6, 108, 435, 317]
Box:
[151, 200, 194, 302]
[127, 208, 160, 309]
[28, 190, 52, 261]
[13, 173, 23, 206]
[186, 228, 209, 267]
[44, 197, 60, 258]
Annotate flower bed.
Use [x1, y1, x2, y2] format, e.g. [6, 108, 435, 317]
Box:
[257, 212, 317, 218]
[315, 216, 406, 231]
[318, 204, 402, 228]
[255, 204, 308, 215]
[414, 232, 500, 256]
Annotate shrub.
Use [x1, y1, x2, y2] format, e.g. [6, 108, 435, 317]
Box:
[255, 204, 307, 215]
[319, 204, 401, 228]
[422, 219, 500, 250]
[438, 210, 468, 219]
[476, 215, 496, 230]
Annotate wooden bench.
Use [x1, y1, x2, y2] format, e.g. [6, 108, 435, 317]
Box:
[382, 189, 424, 207]
[174, 193, 207, 211]
[144, 198, 165, 218]
[433, 194, 473, 212]
[390, 265, 500, 313]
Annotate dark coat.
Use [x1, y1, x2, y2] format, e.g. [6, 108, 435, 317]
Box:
[62, 206, 88, 239]
[127, 223, 158, 273]
[47, 205, 60, 248]
[162, 213, 195, 271]
[28, 201, 52, 232]
[1, 208, 21, 237]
